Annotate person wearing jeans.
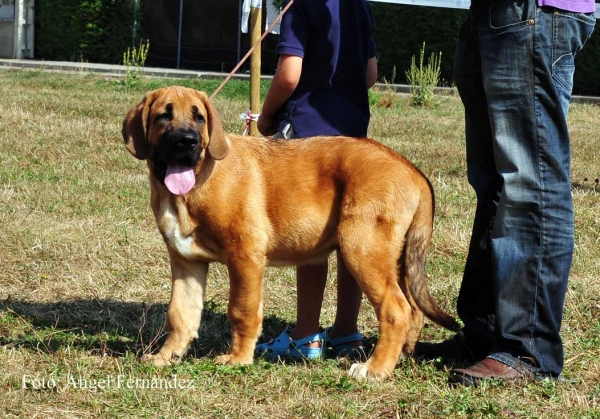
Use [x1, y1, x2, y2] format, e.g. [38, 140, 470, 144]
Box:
[417, 0, 596, 385]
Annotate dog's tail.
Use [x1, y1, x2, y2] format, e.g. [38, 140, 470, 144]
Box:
[400, 174, 461, 332]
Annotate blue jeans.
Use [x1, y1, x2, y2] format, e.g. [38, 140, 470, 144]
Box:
[454, 0, 595, 377]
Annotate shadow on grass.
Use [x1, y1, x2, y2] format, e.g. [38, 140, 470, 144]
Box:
[0, 298, 229, 359]
[1, 295, 468, 369]
[0, 298, 325, 363]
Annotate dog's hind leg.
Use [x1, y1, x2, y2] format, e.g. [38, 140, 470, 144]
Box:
[339, 225, 412, 381]
[214, 256, 265, 366]
[142, 259, 208, 366]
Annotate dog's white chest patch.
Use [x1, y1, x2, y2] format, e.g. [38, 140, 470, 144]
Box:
[160, 203, 195, 258]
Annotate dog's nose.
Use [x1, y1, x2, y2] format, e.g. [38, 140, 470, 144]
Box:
[176, 133, 199, 149]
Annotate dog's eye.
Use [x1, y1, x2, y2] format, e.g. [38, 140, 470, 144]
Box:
[191, 105, 204, 123]
[156, 112, 172, 121]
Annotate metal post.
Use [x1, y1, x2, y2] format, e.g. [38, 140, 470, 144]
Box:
[132, 0, 140, 47]
[177, 0, 184, 69]
[23, 0, 30, 57]
[237, 0, 242, 63]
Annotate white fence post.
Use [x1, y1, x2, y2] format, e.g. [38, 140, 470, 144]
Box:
[13, 0, 34, 59]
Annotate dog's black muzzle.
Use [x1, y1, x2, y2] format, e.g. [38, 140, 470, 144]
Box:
[152, 128, 203, 183]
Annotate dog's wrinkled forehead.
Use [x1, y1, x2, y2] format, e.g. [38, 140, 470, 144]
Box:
[151, 88, 209, 125]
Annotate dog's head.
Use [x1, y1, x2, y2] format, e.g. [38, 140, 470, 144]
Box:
[122, 86, 230, 195]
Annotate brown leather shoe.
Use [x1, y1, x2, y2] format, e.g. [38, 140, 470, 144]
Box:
[449, 357, 534, 387]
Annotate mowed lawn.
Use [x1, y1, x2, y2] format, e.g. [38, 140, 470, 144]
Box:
[0, 70, 599, 418]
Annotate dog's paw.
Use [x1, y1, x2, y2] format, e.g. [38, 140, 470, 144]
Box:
[214, 353, 254, 366]
[348, 362, 391, 382]
[141, 351, 181, 367]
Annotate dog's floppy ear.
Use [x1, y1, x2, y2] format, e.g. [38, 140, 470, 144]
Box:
[197, 91, 230, 160]
[122, 90, 160, 160]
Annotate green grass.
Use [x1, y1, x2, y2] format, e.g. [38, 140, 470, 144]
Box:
[0, 70, 599, 418]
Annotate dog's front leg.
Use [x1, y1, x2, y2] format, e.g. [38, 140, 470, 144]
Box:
[142, 258, 208, 366]
[214, 257, 265, 366]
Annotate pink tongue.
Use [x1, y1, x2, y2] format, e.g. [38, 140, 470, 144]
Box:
[164, 165, 196, 195]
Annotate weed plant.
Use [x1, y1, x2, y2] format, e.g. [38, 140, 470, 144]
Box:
[372, 66, 402, 109]
[122, 39, 150, 90]
[406, 42, 442, 108]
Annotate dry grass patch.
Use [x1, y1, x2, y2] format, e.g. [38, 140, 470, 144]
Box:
[0, 70, 599, 418]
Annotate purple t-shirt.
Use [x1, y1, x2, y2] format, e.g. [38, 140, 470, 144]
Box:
[273, 0, 377, 138]
[537, 0, 596, 13]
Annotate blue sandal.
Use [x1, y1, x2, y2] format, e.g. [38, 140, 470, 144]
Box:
[324, 326, 366, 359]
[255, 328, 324, 360]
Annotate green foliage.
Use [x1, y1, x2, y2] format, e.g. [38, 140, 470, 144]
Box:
[405, 42, 442, 107]
[34, 1, 82, 61]
[35, 0, 139, 64]
[32, 0, 600, 95]
[369, 2, 600, 95]
[370, 3, 465, 87]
